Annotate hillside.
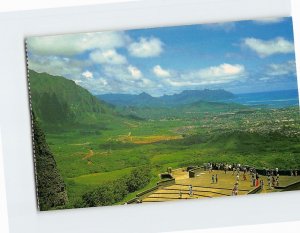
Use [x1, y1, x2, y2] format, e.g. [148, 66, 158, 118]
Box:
[161, 89, 235, 105]
[32, 113, 68, 211]
[98, 89, 235, 107]
[98, 92, 160, 107]
[28, 70, 114, 126]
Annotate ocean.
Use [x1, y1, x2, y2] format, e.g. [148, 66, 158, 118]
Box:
[226, 89, 300, 108]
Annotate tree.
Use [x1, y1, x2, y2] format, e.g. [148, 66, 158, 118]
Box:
[126, 166, 151, 193]
[80, 166, 151, 207]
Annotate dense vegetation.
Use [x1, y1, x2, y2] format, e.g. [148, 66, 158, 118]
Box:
[29, 70, 114, 127]
[76, 166, 151, 207]
[32, 113, 68, 210]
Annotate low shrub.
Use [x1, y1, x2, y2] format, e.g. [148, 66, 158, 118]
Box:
[79, 166, 151, 207]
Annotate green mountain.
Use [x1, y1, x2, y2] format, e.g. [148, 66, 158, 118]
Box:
[28, 71, 245, 124]
[28, 70, 114, 126]
[97, 92, 160, 107]
[97, 89, 235, 107]
[161, 89, 235, 105]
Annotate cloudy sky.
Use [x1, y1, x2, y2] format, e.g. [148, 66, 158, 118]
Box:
[26, 17, 298, 96]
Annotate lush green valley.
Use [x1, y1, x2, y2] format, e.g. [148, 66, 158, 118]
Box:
[29, 71, 300, 210]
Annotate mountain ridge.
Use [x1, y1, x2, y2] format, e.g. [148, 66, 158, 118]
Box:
[97, 89, 235, 107]
[28, 70, 115, 126]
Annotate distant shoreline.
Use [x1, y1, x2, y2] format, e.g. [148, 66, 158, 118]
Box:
[224, 89, 299, 108]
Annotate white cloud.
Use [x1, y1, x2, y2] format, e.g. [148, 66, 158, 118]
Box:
[98, 78, 108, 86]
[128, 65, 143, 79]
[153, 65, 171, 78]
[77, 77, 112, 94]
[128, 37, 164, 57]
[103, 65, 142, 82]
[79, 63, 246, 95]
[253, 17, 285, 24]
[82, 70, 93, 79]
[243, 37, 294, 57]
[97, 64, 155, 94]
[74, 80, 83, 85]
[259, 77, 271, 81]
[28, 55, 86, 79]
[163, 64, 246, 87]
[26, 31, 130, 56]
[266, 60, 296, 76]
[90, 49, 127, 65]
[197, 63, 245, 79]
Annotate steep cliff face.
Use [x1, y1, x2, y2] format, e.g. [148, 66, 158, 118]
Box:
[32, 113, 68, 210]
[29, 70, 114, 126]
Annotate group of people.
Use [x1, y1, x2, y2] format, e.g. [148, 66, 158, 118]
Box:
[266, 169, 281, 189]
[231, 168, 257, 196]
[249, 169, 260, 187]
[290, 170, 298, 176]
[178, 185, 193, 199]
[231, 166, 246, 196]
[182, 163, 299, 198]
[267, 174, 279, 189]
[205, 162, 249, 174]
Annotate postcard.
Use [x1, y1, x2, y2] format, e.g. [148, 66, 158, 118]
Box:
[25, 17, 299, 211]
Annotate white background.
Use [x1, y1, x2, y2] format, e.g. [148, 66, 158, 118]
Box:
[0, 0, 300, 233]
[0, 0, 134, 12]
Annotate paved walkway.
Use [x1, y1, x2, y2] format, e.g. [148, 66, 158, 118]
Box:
[142, 169, 300, 203]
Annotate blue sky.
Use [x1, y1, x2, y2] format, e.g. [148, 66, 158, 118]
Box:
[26, 17, 298, 96]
